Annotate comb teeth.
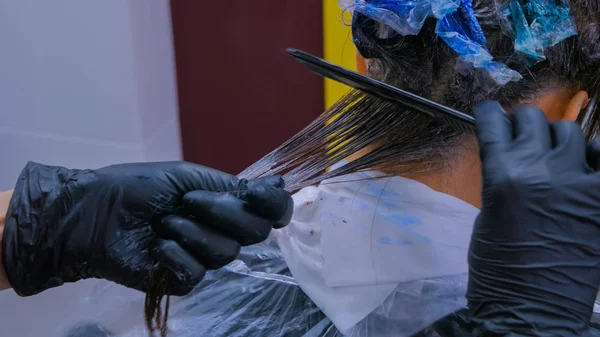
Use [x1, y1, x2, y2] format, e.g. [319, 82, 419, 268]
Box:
[287, 48, 476, 133]
[437, 114, 475, 133]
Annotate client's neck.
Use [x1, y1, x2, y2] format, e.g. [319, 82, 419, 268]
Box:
[403, 145, 482, 209]
[346, 140, 482, 209]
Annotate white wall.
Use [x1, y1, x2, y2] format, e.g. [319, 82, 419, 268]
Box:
[0, 0, 182, 336]
[0, 0, 182, 190]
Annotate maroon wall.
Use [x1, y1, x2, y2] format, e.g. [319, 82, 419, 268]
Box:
[170, 1, 324, 174]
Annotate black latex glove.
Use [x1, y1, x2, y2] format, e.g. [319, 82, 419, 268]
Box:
[467, 102, 600, 336]
[3, 162, 292, 297]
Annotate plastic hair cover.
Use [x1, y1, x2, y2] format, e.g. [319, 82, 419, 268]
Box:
[340, 0, 577, 85]
[505, 0, 577, 64]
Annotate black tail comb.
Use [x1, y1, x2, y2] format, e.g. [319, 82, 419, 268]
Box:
[286, 48, 475, 133]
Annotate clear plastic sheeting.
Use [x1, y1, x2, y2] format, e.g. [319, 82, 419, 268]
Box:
[62, 234, 600, 337]
[341, 275, 469, 337]
[66, 236, 325, 337]
[64, 235, 470, 337]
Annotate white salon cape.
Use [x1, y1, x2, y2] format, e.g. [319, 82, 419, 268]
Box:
[275, 171, 479, 336]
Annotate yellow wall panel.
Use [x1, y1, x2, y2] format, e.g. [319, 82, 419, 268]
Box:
[323, 1, 357, 109]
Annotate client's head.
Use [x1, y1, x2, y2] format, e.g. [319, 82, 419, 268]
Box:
[350, 0, 600, 121]
[340, 0, 600, 206]
[240, 1, 600, 206]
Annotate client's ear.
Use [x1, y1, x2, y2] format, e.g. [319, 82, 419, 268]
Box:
[356, 50, 367, 75]
[563, 90, 589, 121]
[536, 90, 589, 122]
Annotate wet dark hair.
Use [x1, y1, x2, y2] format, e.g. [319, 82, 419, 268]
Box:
[348, 0, 600, 161]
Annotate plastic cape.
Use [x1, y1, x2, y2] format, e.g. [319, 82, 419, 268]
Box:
[67, 235, 472, 337]
[64, 233, 600, 337]
[67, 235, 323, 337]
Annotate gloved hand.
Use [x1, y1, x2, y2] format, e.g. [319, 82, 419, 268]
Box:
[3, 161, 292, 296]
[467, 102, 600, 336]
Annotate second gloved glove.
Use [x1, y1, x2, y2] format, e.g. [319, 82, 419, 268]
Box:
[467, 102, 600, 336]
